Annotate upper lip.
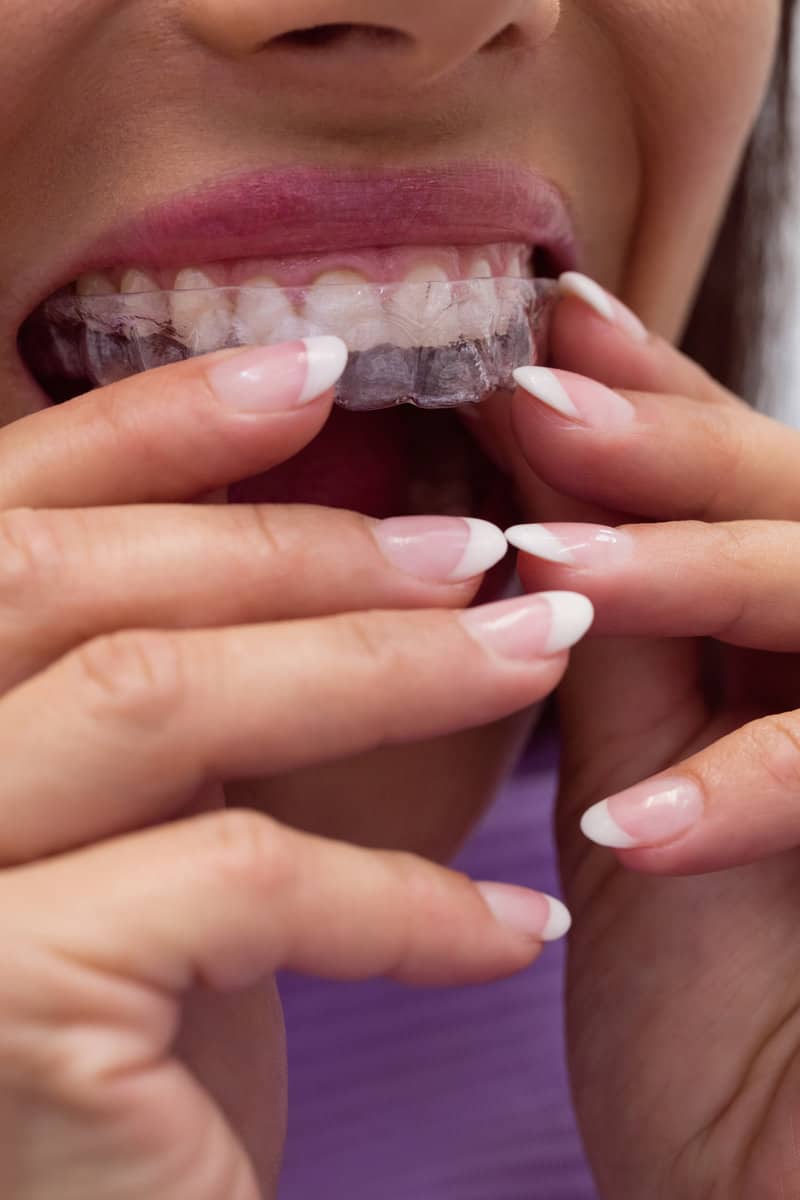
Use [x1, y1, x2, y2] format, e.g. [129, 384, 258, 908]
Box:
[37, 162, 579, 301]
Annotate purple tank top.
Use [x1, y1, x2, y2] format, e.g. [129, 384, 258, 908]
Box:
[277, 732, 597, 1198]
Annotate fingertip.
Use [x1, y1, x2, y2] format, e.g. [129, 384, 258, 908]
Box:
[580, 799, 638, 849]
[476, 882, 573, 943]
[540, 895, 573, 942]
[558, 273, 649, 344]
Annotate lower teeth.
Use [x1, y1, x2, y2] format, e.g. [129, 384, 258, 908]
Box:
[21, 277, 556, 411]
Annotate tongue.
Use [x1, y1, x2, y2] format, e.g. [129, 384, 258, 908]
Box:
[229, 406, 416, 518]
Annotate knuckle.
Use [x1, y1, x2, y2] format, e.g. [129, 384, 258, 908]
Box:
[339, 611, 403, 675]
[198, 808, 294, 900]
[238, 504, 287, 567]
[391, 852, 445, 914]
[73, 629, 187, 729]
[384, 853, 467, 976]
[697, 408, 747, 519]
[0, 940, 161, 1102]
[0, 507, 69, 604]
[745, 714, 800, 793]
[710, 520, 749, 565]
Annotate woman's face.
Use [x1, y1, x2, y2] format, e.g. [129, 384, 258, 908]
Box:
[0, 0, 782, 847]
[0, 1, 780, 416]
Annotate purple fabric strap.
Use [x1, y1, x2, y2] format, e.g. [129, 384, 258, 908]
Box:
[277, 734, 597, 1198]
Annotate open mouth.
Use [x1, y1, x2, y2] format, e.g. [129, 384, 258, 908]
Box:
[14, 165, 576, 599]
[19, 241, 555, 409]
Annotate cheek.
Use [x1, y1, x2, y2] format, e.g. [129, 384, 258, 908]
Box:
[609, 0, 782, 334]
[629, 2, 780, 149]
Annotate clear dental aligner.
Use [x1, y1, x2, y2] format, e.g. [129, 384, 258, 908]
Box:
[22, 276, 557, 411]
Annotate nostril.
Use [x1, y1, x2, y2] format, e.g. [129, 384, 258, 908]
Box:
[273, 23, 412, 51]
[484, 24, 525, 51]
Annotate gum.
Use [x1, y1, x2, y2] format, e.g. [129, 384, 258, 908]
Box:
[21, 276, 557, 410]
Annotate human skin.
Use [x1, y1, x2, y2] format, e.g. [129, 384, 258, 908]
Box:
[0, 1, 788, 1198]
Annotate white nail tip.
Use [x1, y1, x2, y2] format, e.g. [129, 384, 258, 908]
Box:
[540, 591, 594, 654]
[513, 367, 580, 418]
[451, 518, 508, 582]
[559, 272, 615, 321]
[505, 524, 575, 565]
[298, 336, 349, 405]
[541, 895, 573, 942]
[580, 800, 638, 849]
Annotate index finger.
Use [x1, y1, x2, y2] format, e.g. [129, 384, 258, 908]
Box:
[0, 336, 346, 508]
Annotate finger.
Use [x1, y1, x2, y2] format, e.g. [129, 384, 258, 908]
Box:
[551, 271, 724, 401]
[0, 505, 507, 690]
[577, 706, 800, 875]
[0, 593, 594, 862]
[509, 365, 800, 523]
[4, 811, 571, 1011]
[507, 519, 800, 651]
[0, 337, 346, 508]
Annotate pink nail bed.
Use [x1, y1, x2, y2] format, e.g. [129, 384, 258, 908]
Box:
[209, 335, 348, 412]
[461, 591, 594, 659]
[374, 516, 506, 583]
[506, 523, 634, 569]
[581, 778, 704, 849]
[559, 272, 650, 343]
[513, 366, 635, 428]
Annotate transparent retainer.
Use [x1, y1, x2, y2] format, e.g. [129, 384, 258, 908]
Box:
[22, 276, 557, 411]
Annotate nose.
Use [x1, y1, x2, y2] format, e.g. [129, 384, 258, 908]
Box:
[183, 0, 560, 88]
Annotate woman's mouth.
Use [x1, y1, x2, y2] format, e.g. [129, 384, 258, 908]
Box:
[14, 164, 577, 581]
[20, 241, 555, 408]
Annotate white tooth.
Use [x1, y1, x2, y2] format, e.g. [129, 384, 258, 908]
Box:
[457, 278, 499, 342]
[121, 268, 160, 296]
[404, 263, 450, 284]
[302, 270, 386, 352]
[386, 264, 456, 348]
[171, 268, 232, 353]
[469, 258, 494, 280]
[76, 272, 117, 297]
[234, 275, 305, 345]
[496, 276, 531, 337]
[120, 269, 168, 338]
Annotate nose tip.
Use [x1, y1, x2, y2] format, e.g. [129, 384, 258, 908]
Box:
[184, 0, 560, 88]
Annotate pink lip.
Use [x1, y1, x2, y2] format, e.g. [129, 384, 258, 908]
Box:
[72, 163, 579, 281]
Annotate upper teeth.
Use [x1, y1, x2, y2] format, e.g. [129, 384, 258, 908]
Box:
[73, 245, 534, 353]
[172, 269, 233, 353]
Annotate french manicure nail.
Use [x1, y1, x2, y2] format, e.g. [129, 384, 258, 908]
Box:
[208, 336, 348, 412]
[460, 591, 594, 659]
[477, 883, 572, 942]
[513, 366, 636, 429]
[559, 271, 649, 343]
[581, 778, 704, 849]
[506, 523, 635, 569]
[374, 516, 507, 583]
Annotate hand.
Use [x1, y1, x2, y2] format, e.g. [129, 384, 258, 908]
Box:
[0, 337, 584, 1199]
[483, 277, 800, 1199]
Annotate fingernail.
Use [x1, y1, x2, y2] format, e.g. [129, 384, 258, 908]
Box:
[559, 272, 649, 343]
[513, 367, 635, 429]
[477, 883, 572, 942]
[208, 336, 348, 412]
[581, 778, 704, 849]
[460, 591, 594, 659]
[506, 523, 634, 569]
[374, 517, 507, 583]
